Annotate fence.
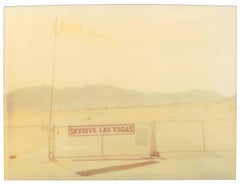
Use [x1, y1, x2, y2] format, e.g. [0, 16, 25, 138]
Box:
[4, 119, 235, 160]
[52, 119, 235, 159]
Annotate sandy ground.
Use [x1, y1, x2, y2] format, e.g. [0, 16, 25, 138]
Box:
[4, 99, 236, 179]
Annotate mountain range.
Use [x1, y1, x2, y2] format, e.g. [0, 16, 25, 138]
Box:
[5, 84, 230, 112]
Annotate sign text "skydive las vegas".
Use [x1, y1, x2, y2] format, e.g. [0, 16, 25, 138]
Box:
[68, 124, 135, 136]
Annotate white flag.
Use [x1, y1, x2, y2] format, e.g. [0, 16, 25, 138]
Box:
[53, 17, 112, 42]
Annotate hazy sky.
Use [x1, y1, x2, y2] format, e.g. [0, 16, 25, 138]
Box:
[5, 5, 236, 96]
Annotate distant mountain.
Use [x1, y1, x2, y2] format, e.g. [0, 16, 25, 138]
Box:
[5, 84, 229, 112]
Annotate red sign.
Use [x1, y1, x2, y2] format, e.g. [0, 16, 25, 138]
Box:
[68, 124, 135, 136]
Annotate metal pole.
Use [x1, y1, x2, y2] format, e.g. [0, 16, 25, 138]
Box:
[150, 121, 160, 157]
[48, 16, 58, 161]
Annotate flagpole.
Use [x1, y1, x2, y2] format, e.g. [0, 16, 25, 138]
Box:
[48, 15, 58, 161]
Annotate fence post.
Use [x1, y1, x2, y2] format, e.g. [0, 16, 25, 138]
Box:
[202, 120, 206, 151]
[150, 121, 160, 157]
[101, 135, 104, 157]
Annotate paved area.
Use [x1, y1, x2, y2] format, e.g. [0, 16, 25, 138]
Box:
[4, 151, 235, 180]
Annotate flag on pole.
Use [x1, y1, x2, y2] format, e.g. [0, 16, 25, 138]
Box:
[53, 16, 113, 43]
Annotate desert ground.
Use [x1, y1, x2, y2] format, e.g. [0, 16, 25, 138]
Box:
[4, 99, 236, 179]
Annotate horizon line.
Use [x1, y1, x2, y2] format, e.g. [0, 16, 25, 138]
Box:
[5, 83, 236, 98]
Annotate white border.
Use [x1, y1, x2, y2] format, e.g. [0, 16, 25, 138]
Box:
[0, 0, 4, 183]
[0, 1, 239, 184]
[1, 0, 239, 6]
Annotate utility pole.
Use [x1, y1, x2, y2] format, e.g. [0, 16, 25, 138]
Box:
[48, 15, 58, 161]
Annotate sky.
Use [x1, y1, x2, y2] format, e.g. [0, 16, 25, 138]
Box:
[4, 5, 236, 96]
